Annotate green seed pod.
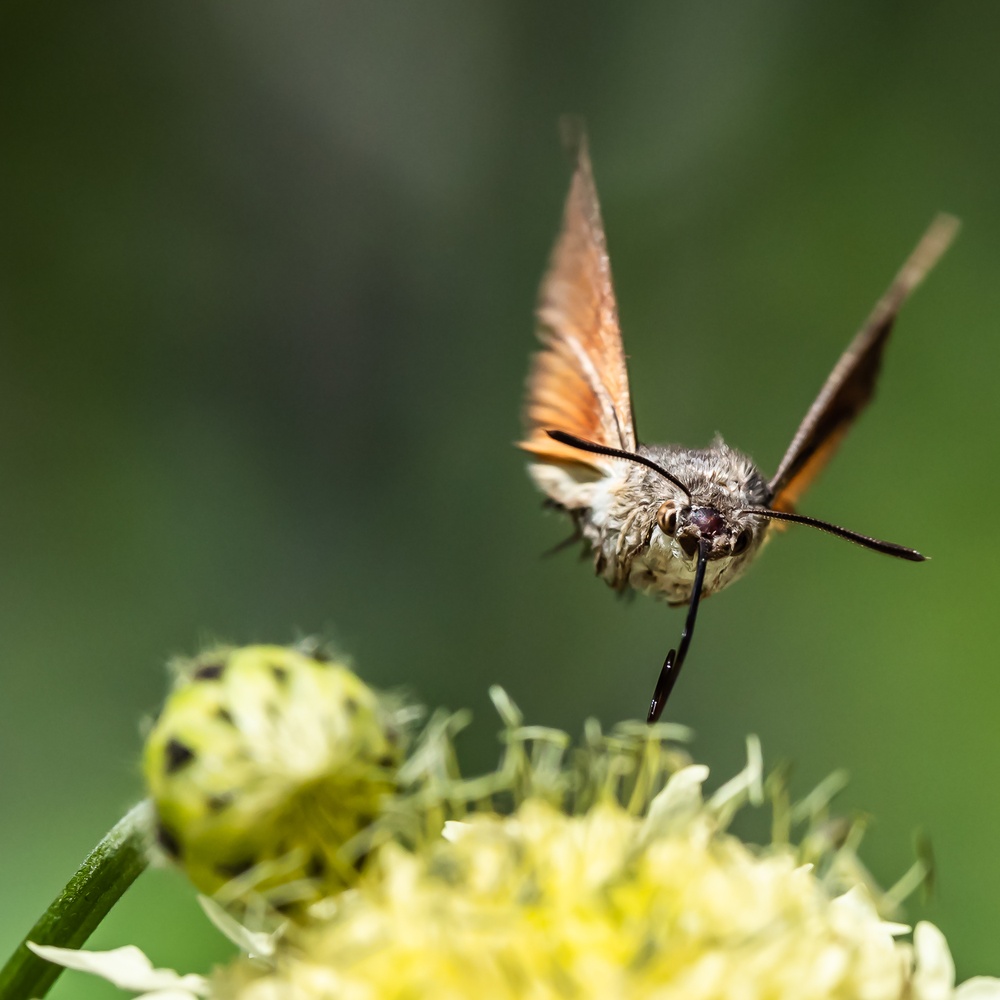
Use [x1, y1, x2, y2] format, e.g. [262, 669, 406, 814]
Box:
[143, 645, 400, 910]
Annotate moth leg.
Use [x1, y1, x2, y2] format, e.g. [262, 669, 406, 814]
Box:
[542, 527, 584, 558]
[540, 501, 589, 558]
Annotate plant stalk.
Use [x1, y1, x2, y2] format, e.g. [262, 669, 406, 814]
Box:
[0, 799, 151, 1000]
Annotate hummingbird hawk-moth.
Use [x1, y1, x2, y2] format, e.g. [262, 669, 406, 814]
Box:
[520, 131, 957, 723]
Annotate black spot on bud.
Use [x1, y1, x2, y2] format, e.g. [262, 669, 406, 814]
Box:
[164, 738, 195, 774]
[156, 822, 182, 859]
[216, 707, 235, 726]
[294, 638, 331, 661]
[427, 853, 464, 884]
[344, 697, 359, 716]
[206, 793, 234, 813]
[271, 665, 289, 685]
[192, 661, 225, 682]
[216, 857, 255, 879]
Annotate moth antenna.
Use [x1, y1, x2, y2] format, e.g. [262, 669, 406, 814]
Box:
[741, 507, 926, 561]
[545, 429, 692, 500]
[647, 538, 710, 723]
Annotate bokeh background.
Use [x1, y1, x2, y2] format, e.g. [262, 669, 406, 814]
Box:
[2, 2, 999, 994]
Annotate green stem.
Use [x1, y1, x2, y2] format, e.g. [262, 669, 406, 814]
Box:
[0, 799, 152, 1000]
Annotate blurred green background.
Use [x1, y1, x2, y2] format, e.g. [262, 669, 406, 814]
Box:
[2, 2, 999, 994]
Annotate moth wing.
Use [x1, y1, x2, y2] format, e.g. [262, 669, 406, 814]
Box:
[768, 214, 958, 513]
[520, 128, 637, 506]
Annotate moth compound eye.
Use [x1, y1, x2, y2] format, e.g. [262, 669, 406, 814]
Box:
[656, 503, 678, 536]
[732, 529, 752, 555]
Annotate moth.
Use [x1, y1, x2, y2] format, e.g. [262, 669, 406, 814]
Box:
[520, 131, 957, 723]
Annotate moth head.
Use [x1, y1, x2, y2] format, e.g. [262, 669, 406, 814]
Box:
[544, 428, 926, 563]
[656, 498, 762, 562]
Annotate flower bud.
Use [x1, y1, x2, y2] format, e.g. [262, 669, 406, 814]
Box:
[143, 645, 400, 910]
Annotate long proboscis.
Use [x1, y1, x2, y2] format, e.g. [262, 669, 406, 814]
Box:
[741, 507, 926, 561]
[647, 538, 710, 723]
[545, 429, 692, 500]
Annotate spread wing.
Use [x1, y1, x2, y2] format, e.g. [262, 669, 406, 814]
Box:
[768, 214, 958, 513]
[520, 128, 636, 482]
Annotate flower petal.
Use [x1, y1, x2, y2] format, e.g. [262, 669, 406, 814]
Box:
[956, 977, 1000, 999]
[135, 992, 207, 1000]
[912, 921, 956, 1000]
[27, 943, 208, 995]
[643, 764, 709, 836]
[708, 735, 763, 818]
[442, 821, 470, 843]
[198, 895, 278, 959]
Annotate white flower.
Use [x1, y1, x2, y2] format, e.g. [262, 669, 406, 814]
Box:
[31, 694, 1000, 1000]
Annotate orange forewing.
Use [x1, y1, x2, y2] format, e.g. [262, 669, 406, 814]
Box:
[769, 214, 958, 513]
[520, 130, 636, 471]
